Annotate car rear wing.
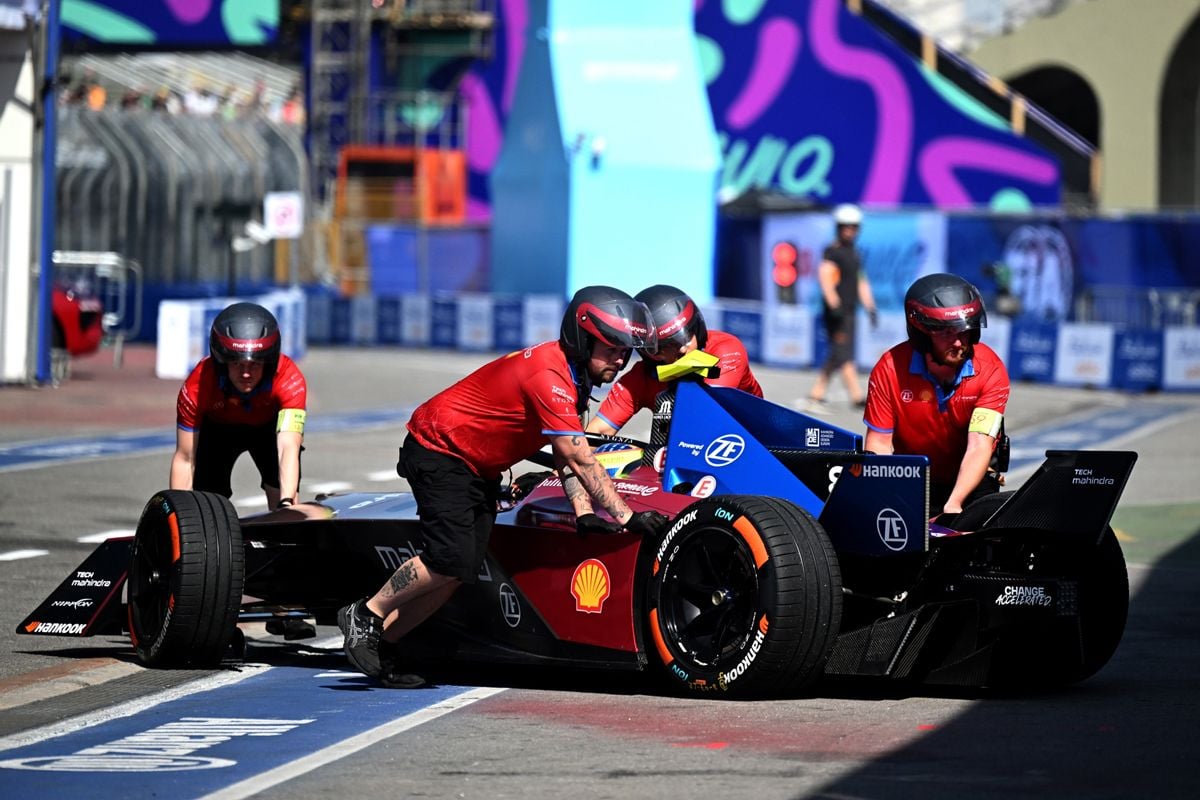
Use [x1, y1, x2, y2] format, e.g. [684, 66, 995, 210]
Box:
[978, 450, 1138, 543]
[15, 537, 131, 638]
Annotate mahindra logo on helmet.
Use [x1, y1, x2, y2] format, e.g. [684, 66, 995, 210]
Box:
[657, 314, 688, 338]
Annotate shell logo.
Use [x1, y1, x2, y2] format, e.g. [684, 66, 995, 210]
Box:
[571, 558, 611, 613]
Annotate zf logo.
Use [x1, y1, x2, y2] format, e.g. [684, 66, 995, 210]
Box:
[498, 583, 521, 627]
[876, 508, 908, 551]
[704, 435, 745, 467]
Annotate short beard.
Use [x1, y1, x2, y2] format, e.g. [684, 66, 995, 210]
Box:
[930, 340, 974, 368]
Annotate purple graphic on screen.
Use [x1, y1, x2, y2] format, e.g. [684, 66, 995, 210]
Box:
[166, 0, 212, 24]
[919, 138, 1058, 207]
[726, 17, 801, 131]
[809, 0, 911, 204]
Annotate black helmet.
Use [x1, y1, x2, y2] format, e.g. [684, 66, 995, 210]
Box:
[210, 302, 282, 377]
[559, 286, 657, 364]
[904, 273, 987, 354]
[634, 284, 708, 352]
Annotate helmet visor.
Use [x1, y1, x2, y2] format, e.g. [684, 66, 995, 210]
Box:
[908, 301, 987, 334]
[650, 300, 699, 351]
[213, 330, 280, 362]
[577, 299, 658, 355]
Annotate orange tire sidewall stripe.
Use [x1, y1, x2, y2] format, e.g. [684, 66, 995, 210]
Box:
[733, 516, 768, 569]
[167, 511, 180, 563]
[648, 608, 673, 666]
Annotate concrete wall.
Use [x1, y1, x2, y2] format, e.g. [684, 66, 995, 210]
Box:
[970, 0, 1200, 211]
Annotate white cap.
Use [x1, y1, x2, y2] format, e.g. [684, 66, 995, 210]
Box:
[833, 204, 863, 226]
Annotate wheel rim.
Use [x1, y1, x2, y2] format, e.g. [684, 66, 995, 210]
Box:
[128, 520, 173, 645]
[658, 525, 760, 668]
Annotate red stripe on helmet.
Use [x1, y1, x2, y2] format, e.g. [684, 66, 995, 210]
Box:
[214, 329, 280, 358]
[578, 302, 650, 344]
[655, 300, 696, 340]
[907, 300, 983, 325]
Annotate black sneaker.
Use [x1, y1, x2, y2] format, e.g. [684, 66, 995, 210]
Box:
[265, 617, 317, 640]
[337, 598, 383, 677]
[379, 641, 427, 689]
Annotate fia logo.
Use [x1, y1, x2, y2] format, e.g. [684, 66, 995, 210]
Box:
[704, 434, 745, 467]
[876, 508, 908, 551]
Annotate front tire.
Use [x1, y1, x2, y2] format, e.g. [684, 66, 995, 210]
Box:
[646, 496, 842, 698]
[127, 490, 245, 667]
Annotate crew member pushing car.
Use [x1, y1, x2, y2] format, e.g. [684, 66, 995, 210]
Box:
[863, 273, 1010, 518]
[585, 284, 763, 439]
[170, 302, 306, 510]
[338, 286, 671, 688]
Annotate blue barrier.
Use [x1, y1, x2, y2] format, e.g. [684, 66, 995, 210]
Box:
[302, 291, 1200, 392]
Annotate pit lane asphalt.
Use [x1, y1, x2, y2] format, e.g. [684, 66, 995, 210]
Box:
[1, 344, 1198, 799]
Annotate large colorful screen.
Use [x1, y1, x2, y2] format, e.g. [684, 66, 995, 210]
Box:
[61, 0, 280, 49]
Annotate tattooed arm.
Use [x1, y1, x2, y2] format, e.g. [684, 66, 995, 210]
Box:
[550, 433, 634, 524]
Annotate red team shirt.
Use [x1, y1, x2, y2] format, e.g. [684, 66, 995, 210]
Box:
[177, 354, 307, 431]
[864, 341, 1009, 487]
[595, 330, 763, 430]
[407, 341, 586, 479]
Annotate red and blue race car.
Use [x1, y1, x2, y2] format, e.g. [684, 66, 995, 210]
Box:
[19, 367, 1136, 697]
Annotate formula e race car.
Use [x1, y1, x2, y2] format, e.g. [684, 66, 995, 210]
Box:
[19, 369, 1137, 698]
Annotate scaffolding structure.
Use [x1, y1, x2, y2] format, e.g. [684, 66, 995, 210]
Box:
[308, 0, 494, 293]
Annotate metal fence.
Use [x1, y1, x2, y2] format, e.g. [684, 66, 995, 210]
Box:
[51, 250, 143, 365]
[55, 107, 307, 288]
[1073, 285, 1200, 329]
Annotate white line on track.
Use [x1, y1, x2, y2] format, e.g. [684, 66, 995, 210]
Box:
[309, 481, 353, 494]
[0, 549, 49, 561]
[366, 470, 400, 482]
[0, 664, 270, 752]
[197, 686, 507, 800]
[76, 529, 134, 544]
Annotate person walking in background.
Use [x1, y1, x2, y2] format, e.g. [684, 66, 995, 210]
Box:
[803, 204, 879, 413]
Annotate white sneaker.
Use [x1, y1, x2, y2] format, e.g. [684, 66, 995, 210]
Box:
[799, 397, 830, 415]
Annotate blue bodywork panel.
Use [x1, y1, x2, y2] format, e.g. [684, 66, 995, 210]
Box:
[664, 381, 929, 555]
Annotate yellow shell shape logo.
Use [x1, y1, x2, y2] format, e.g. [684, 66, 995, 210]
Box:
[571, 558, 611, 613]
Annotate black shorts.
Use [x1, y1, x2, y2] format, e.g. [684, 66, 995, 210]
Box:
[193, 421, 300, 497]
[396, 433, 500, 583]
[822, 315, 856, 369]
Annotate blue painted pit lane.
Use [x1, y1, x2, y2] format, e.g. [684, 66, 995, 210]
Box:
[0, 664, 492, 796]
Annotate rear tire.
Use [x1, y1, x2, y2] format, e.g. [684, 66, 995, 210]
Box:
[646, 495, 842, 698]
[127, 490, 245, 667]
[990, 526, 1128, 689]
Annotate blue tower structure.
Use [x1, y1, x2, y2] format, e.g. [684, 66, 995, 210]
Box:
[490, 0, 720, 302]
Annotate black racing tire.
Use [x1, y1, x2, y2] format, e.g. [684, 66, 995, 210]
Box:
[990, 525, 1128, 690]
[127, 490, 245, 667]
[645, 495, 842, 698]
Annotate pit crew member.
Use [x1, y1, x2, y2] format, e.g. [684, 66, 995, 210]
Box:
[585, 284, 763, 438]
[171, 302, 306, 511]
[863, 273, 1010, 517]
[339, 286, 672, 687]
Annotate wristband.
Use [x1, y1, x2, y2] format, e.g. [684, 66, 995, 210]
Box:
[277, 497, 295, 508]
